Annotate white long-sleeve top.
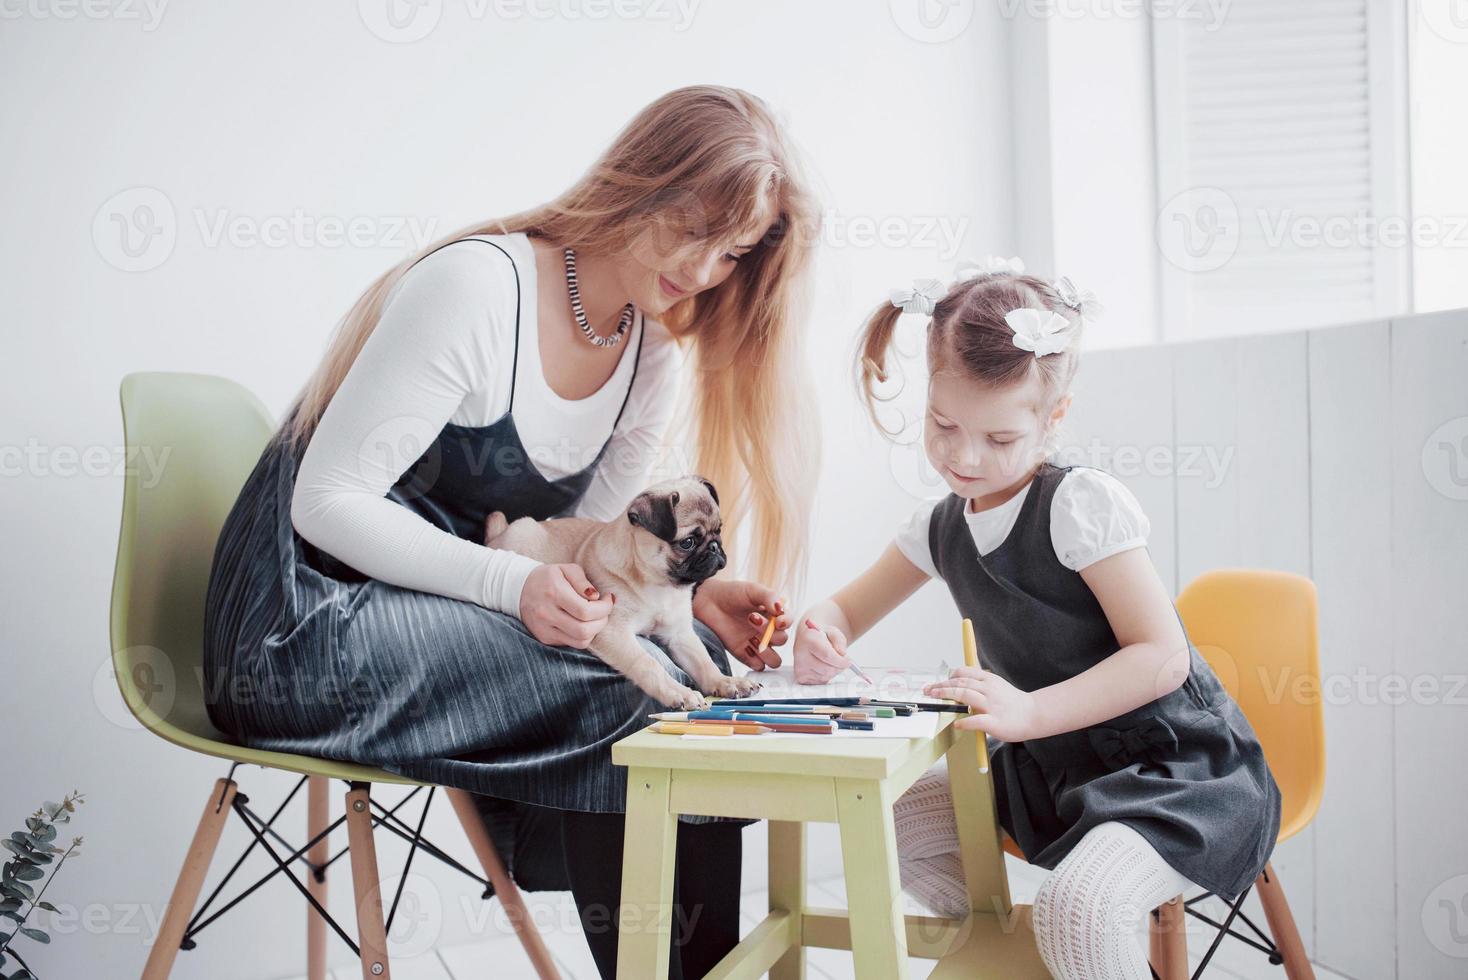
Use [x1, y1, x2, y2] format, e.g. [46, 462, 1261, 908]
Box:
[290, 232, 683, 616]
[894, 466, 1151, 575]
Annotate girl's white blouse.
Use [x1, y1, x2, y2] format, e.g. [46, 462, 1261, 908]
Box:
[894, 467, 1151, 577]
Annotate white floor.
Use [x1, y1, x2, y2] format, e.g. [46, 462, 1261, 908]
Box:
[273, 857, 1354, 980]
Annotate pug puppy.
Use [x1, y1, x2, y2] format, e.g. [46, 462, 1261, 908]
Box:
[483, 475, 763, 709]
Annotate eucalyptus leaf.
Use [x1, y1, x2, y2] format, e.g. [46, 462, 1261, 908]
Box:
[11, 868, 41, 883]
[18, 927, 48, 944]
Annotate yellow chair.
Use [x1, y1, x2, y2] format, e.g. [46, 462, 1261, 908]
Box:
[111, 372, 559, 979]
[997, 568, 1325, 979]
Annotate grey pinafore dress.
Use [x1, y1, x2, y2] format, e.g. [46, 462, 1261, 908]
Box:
[928, 461, 1282, 903]
[202, 236, 745, 893]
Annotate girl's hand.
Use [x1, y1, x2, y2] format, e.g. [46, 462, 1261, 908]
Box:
[518, 563, 615, 649]
[692, 578, 790, 671]
[923, 666, 1042, 742]
[794, 618, 852, 684]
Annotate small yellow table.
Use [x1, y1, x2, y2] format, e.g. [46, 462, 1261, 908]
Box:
[611, 712, 1051, 978]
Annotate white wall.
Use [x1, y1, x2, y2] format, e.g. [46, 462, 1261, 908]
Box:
[1061, 308, 1468, 980]
[0, 3, 1018, 978]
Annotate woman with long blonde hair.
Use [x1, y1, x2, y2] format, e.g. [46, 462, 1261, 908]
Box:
[203, 85, 819, 976]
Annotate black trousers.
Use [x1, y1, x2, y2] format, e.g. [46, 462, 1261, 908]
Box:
[560, 809, 744, 979]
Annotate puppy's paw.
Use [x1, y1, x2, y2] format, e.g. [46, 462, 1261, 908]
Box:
[657, 684, 709, 711]
[483, 511, 508, 544]
[705, 674, 763, 699]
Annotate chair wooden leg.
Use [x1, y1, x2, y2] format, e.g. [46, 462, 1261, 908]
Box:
[307, 776, 330, 980]
[1257, 861, 1314, 980]
[1149, 894, 1189, 980]
[446, 788, 560, 979]
[345, 782, 392, 980]
[141, 778, 238, 980]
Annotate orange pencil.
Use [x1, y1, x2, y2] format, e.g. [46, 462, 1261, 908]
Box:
[756, 598, 784, 652]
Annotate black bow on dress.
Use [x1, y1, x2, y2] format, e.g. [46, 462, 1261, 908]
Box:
[1087, 716, 1179, 771]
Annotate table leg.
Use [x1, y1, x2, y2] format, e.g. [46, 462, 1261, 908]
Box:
[945, 729, 1013, 917]
[617, 766, 678, 980]
[768, 820, 806, 980]
[835, 778, 908, 979]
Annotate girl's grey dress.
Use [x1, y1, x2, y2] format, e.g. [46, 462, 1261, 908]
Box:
[928, 461, 1282, 903]
[202, 238, 744, 893]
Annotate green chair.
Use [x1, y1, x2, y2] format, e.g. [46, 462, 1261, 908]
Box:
[110, 372, 559, 980]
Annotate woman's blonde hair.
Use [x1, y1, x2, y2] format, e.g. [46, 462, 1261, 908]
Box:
[286, 85, 821, 593]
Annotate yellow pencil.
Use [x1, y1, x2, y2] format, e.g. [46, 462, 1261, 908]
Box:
[651, 721, 735, 736]
[961, 618, 991, 774]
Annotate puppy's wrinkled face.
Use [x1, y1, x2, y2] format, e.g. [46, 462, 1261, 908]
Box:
[626, 476, 725, 585]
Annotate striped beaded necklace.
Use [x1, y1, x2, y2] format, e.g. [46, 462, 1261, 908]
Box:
[563, 247, 634, 348]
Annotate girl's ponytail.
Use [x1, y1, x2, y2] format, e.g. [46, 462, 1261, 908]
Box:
[854, 300, 904, 436]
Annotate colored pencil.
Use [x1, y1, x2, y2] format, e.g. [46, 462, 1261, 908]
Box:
[756, 611, 778, 653]
[651, 722, 736, 735]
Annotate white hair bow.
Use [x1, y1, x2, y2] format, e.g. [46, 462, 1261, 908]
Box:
[1005, 308, 1075, 358]
[889, 278, 948, 316]
[955, 255, 1026, 282]
[1053, 275, 1104, 323]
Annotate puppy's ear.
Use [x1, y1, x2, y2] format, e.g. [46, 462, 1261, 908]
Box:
[693, 475, 719, 507]
[628, 490, 679, 542]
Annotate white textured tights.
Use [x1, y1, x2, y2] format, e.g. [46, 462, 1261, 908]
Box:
[893, 762, 1199, 980]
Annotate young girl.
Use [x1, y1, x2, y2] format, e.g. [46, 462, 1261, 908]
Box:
[793, 260, 1283, 979]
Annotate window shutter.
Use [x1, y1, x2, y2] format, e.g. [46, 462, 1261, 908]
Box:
[1152, 0, 1409, 339]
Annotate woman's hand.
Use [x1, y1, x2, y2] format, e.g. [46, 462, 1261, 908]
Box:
[793, 618, 853, 684]
[518, 563, 615, 649]
[692, 578, 790, 671]
[923, 667, 1042, 742]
